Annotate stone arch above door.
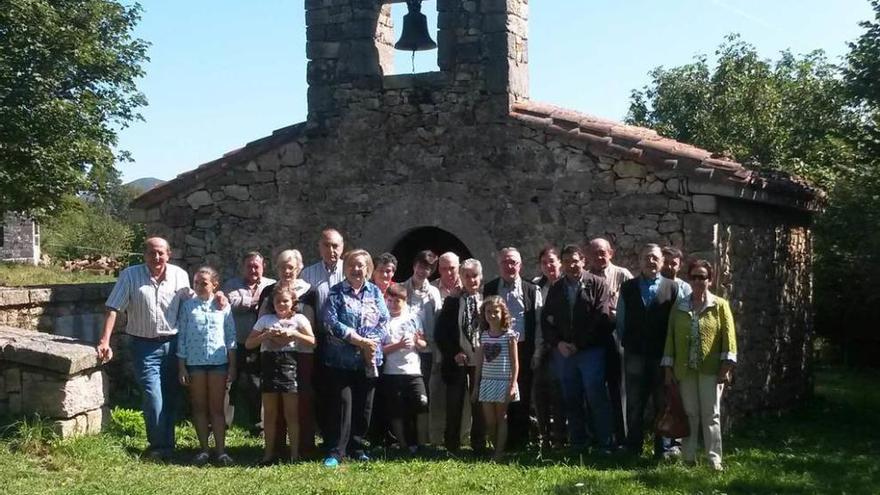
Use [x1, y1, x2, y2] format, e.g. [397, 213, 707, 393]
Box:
[358, 196, 499, 279]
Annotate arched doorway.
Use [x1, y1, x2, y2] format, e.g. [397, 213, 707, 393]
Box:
[390, 226, 472, 282]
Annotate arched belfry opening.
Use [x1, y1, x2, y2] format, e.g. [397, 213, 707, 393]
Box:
[390, 226, 472, 282]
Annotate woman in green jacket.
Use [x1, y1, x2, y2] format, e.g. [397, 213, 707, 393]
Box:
[661, 259, 736, 471]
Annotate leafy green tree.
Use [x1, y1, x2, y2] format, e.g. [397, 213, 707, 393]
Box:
[0, 0, 149, 216]
[41, 195, 135, 260]
[627, 35, 859, 190]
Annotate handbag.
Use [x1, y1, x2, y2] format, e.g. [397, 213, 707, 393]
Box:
[655, 382, 690, 438]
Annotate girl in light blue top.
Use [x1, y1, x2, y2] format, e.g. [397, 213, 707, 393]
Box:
[177, 266, 236, 466]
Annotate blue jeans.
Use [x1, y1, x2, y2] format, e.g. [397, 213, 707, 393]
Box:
[131, 336, 180, 452]
[552, 346, 613, 448]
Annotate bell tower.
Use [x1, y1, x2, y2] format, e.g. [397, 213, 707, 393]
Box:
[304, 0, 529, 131]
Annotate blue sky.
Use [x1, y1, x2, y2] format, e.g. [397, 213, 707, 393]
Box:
[117, 0, 874, 183]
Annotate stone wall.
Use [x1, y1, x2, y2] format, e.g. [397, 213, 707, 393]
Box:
[0, 283, 117, 342]
[1, 212, 40, 265]
[0, 326, 109, 438]
[0, 284, 135, 405]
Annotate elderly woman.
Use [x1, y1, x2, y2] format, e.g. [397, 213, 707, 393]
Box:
[321, 249, 389, 467]
[371, 252, 398, 295]
[662, 259, 736, 471]
[257, 249, 319, 458]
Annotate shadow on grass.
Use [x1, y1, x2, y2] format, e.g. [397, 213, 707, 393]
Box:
[550, 367, 880, 494]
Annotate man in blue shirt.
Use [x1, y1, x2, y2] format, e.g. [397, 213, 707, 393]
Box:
[617, 244, 678, 458]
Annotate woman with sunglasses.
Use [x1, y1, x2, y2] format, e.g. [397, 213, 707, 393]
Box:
[661, 259, 737, 471]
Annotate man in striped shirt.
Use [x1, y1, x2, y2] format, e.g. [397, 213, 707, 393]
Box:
[97, 237, 190, 461]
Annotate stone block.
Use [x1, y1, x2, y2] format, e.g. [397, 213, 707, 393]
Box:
[669, 199, 688, 212]
[615, 178, 641, 194]
[613, 160, 646, 179]
[278, 141, 305, 167]
[692, 194, 718, 213]
[186, 190, 213, 209]
[4, 367, 21, 392]
[28, 289, 52, 304]
[223, 185, 250, 201]
[306, 41, 341, 59]
[0, 326, 102, 374]
[0, 290, 29, 307]
[21, 369, 106, 418]
[51, 406, 108, 438]
[609, 194, 668, 215]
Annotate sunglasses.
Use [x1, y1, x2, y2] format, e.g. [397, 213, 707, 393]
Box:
[689, 274, 709, 281]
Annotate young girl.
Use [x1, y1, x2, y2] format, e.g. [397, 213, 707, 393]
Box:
[472, 296, 520, 461]
[246, 285, 314, 464]
[177, 266, 236, 466]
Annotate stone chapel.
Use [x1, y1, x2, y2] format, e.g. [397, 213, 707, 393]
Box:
[132, 0, 821, 419]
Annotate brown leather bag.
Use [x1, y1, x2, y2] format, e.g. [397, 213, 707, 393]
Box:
[655, 383, 690, 438]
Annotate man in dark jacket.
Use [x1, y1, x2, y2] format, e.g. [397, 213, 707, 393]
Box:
[483, 247, 542, 451]
[617, 243, 678, 458]
[435, 258, 486, 454]
[541, 244, 613, 451]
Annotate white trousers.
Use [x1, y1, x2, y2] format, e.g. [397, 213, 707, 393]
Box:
[678, 372, 724, 466]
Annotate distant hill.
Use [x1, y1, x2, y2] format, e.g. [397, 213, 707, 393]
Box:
[125, 177, 166, 195]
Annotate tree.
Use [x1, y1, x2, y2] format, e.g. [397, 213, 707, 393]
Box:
[0, 0, 149, 216]
[627, 35, 860, 190]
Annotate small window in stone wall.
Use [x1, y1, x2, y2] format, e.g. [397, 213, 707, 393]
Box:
[389, 0, 439, 75]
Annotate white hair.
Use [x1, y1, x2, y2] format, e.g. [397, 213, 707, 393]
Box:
[460, 258, 482, 277]
[438, 252, 460, 265]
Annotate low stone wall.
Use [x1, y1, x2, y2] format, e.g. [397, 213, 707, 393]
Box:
[0, 283, 119, 343]
[0, 326, 108, 438]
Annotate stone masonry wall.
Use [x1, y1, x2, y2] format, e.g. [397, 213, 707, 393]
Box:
[1, 212, 39, 265]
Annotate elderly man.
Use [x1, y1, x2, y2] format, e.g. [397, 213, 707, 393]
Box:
[404, 250, 444, 444]
[432, 252, 463, 300]
[542, 244, 613, 453]
[222, 252, 275, 430]
[97, 237, 191, 460]
[300, 228, 345, 323]
[436, 258, 486, 454]
[617, 244, 679, 458]
[586, 237, 633, 447]
[483, 247, 542, 451]
[299, 228, 345, 444]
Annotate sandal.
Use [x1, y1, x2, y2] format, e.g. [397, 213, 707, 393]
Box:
[193, 451, 210, 466]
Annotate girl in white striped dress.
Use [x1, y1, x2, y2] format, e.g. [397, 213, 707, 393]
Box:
[471, 296, 519, 460]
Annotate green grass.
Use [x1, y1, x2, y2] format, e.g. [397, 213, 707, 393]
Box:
[1, 368, 878, 494]
[0, 262, 116, 286]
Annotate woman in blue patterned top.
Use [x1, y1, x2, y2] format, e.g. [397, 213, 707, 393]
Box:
[176, 266, 236, 466]
[321, 249, 390, 467]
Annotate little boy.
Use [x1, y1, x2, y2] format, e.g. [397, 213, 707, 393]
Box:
[382, 283, 428, 454]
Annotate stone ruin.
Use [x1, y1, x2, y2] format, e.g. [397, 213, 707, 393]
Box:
[126, 0, 820, 422]
[0, 326, 108, 438]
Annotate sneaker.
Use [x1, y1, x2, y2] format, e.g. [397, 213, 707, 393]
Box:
[710, 461, 724, 472]
[216, 453, 234, 466]
[323, 456, 339, 468]
[355, 452, 370, 462]
[193, 451, 211, 466]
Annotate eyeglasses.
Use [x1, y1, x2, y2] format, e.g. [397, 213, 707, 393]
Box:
[689, 274, 709, 281]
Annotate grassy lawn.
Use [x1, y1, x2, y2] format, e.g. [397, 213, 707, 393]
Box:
[0, 262, 116, 286]
[1, 368, 878, 495]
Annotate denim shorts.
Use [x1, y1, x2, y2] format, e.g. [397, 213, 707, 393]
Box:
[187, 364, 228, 375]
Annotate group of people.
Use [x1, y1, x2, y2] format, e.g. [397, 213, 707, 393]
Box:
[96, 229, 737, 472]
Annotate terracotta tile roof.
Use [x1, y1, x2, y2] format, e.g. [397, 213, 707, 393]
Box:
[510, 101, 823, 210]
[131, 123, 306, 209]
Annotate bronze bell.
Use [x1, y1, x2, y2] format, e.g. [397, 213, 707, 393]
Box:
[394, 0, 437, 52]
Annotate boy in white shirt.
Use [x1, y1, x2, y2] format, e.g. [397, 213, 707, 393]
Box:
[381, 283, 428, 454]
